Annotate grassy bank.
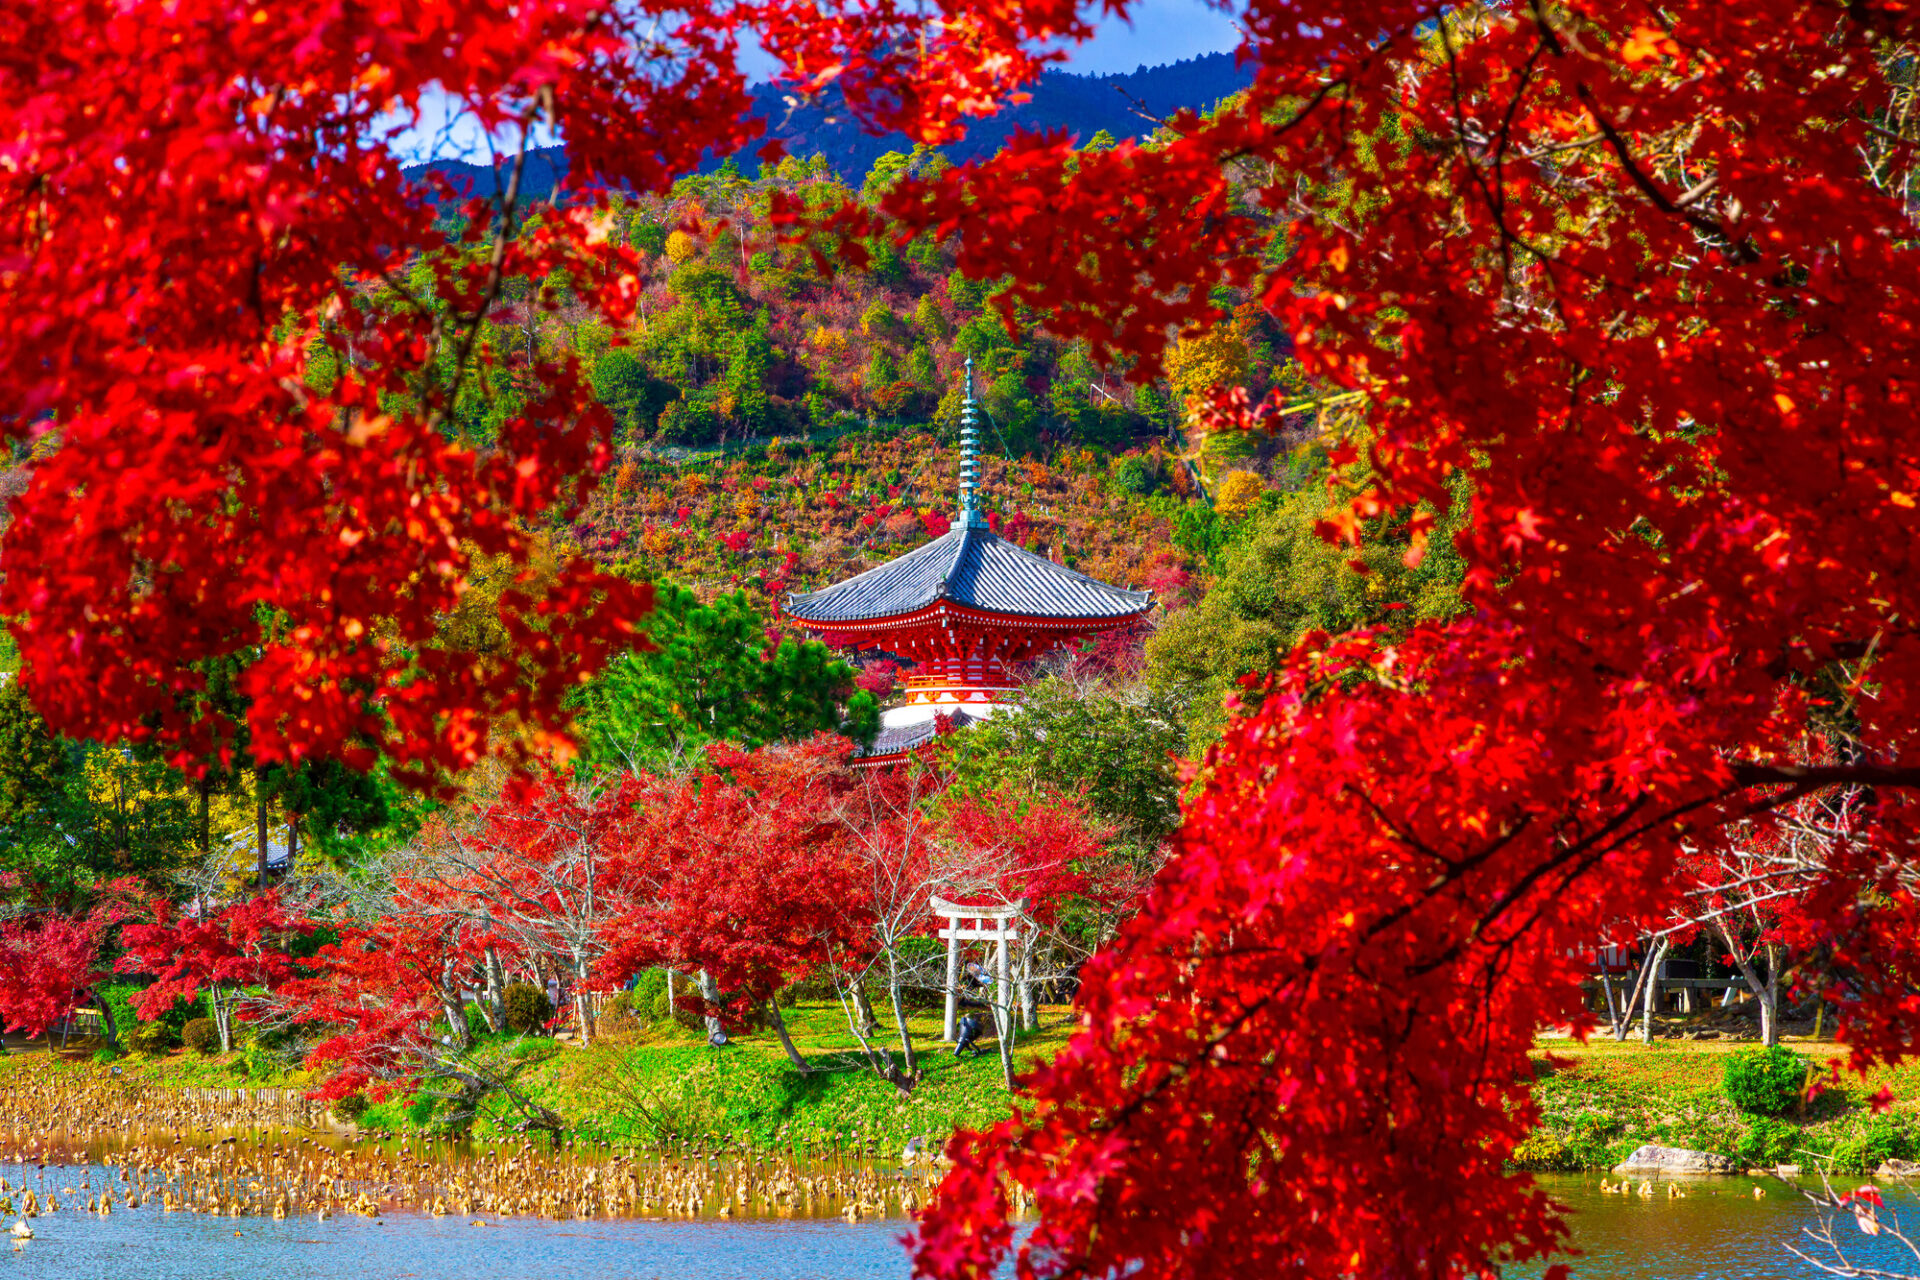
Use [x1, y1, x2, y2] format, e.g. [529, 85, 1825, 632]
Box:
[1519, 1036, 1920, 1174]
[19, 1010, 1916, 1173]
[8, 998, 1064, 1153]
[444, 998, 1068, 1149]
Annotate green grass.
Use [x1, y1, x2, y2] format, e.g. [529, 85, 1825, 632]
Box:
[36, 1003, 1920, 1173]
[0, 1044, 315, 1091]
[1519, 1036, 1920, 1173]
[363, 999, 1070, 1150]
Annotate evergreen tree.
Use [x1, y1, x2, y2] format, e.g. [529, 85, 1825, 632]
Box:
[574, 585, 876, 773]
[726, 313, 773, 430]
[0, 677, 65, 828]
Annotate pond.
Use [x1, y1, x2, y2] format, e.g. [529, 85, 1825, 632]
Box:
[1521, 1173, 1920, 1279]
[0, 1150, 1914, 1279]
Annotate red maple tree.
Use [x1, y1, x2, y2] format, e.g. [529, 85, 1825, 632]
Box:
[0, 912, 111, 1042]
[600, 736, 858, 1067]
[890, 8, 1920, 1280]
[116, 893, 305, 1053]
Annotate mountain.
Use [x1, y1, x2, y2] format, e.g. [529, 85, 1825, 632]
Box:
[753, 51, 1252, 180]
[406, 52, 1251, 200]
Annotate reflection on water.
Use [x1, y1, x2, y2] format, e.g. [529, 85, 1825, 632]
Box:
[0, 1197, 916, 1280]
[0, 1126, 936, 1223]
[1529, 1173, 1920, 1279]
[0, 1156, 1914, 1278]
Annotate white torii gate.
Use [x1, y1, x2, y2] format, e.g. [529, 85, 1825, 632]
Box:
[932, 894, 1026, 1042]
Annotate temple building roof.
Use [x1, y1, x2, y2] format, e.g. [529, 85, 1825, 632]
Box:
[862, 708, 988, 761]
[784, 524, 1152, 626]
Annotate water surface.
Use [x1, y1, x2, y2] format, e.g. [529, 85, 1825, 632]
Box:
[1525, 1173, 1920, 1279]
[0, 1199, 914, 1280]
[0, 1162, 1913, 1278]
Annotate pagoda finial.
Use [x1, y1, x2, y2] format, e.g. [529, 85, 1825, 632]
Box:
[959, 357, 987, 530]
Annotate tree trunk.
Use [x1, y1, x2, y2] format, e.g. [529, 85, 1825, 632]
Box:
[212, 985, 234, 1054]
[1019, 940, 1038, 1032]
[696, 969, 723, 1040]
[483, 948, 507, 1035]
[573, 958, 595, 1048]
[255, 789, 269, 890]
[763, 999, 810, 1073]
[1609, 942, 1662, 1042]
[850, 982, 880, 1039]
[1641, 937, 1669, 1044]
[1762, 943, 1782, 1047]
[1599, 968, 1621, 1036]
[441, 987, 470, 1051]
[993, 989, 1016, 1090]
[885, 952, 917, 1078]
[1717, 920, 1780, 1046]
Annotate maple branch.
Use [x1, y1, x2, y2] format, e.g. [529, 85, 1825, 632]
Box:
[435, 109, 540, 434]
[1115, 87, 1171, 134]
[1572, 82, 1747, 256]
[1732, 763, 1920, 789]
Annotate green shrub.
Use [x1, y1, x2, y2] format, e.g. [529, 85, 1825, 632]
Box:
[1833, 1113, 1918, 1173]
[503, 983, 553, 1034]
[1724, 1046, 1808, 1115]
[1737, 1116, 1798, 1167]
[601, 991, 641, 1033]
[649, 987, 703, 1031]
[630, 968, 669, 1009]
[96, 982, 143, 1046]
[1111, 455, 1158, 497]
[180, 1018, 221, 1056]
[123, 1021, 174, 1057]
[91, 1046, 120, 1065]
[1511, 1128, 1570, 1170]
[101, 982, 205, 1034]
[331, 1093, 370, 1124]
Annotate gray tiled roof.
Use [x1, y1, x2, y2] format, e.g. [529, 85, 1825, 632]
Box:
[786, 526, 1151, 625]
[859, 709, 984, 759]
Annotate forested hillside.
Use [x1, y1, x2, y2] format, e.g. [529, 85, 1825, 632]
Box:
[409, 52, 1254, 199]
[327, 112, 1469, 756]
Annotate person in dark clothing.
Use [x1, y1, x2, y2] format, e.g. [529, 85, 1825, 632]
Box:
[953, 1012, 986, 1057]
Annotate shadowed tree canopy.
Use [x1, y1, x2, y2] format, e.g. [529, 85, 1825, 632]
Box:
[573, 584, 876, 771]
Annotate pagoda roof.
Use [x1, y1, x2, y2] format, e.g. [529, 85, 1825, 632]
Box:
[785, 525, 1151, 626]
[859, 709, 987, 761]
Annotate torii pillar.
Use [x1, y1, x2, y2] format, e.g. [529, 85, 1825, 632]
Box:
[932, 895, 1027, 1042]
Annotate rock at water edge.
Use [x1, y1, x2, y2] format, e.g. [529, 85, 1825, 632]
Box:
[1612, 1144, 1739, 1175]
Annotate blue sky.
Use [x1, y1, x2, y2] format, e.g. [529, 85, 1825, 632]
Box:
[388, 1, 1243, 162]
[738, 0, 1243, 80]
[1026, 0, 1243, 76]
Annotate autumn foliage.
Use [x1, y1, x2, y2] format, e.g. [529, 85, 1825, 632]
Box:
[890, 7, 1920, 1280]
[0, 912, 109, 1040]
[8, 1, 1920, 1279]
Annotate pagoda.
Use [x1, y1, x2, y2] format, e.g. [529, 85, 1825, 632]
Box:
[785, 360, 1153, 764]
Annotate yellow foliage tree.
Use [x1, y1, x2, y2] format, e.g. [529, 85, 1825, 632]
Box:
[1215, 469, 1267, 519]
[1165, 320, 1251, 415]
[664, 230, 697, 264]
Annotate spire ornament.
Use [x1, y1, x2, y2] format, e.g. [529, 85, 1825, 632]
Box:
[959, 357, 988, 530]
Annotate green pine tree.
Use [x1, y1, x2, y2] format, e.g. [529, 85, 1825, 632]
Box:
[574, 585, 873, 772]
